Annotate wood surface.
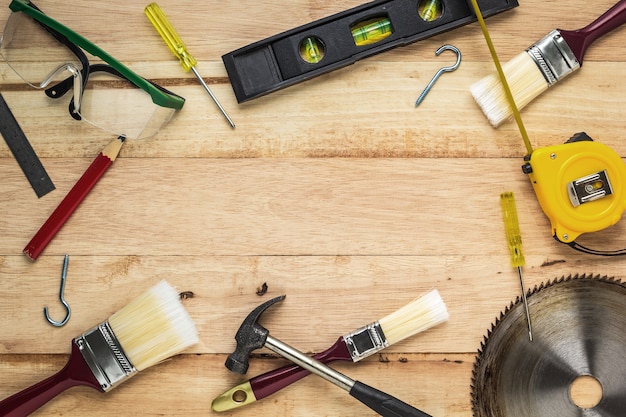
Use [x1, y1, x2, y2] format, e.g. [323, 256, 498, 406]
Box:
[1, 0, 625, 415]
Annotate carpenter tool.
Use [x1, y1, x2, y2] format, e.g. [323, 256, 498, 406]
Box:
[213, 289, 448, 411]
[0, 92, 55, 198]
[500, 192, 532, 342]
[522, 132, 626, 253]
[144, 2, 235, 129]
[472, 274, 626, 416]
[23, 136, 125, 261]
[222, 0, 517, 102]
[43, 254, 72, 327]
[0, 280, 198, 417]
[471, 0, 626, 128]
[225, 295, 433, 417]
[415, 45, 461, 107]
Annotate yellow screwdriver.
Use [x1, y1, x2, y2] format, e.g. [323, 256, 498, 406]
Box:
[500, 192, 533, 341]
[145, 2, 235, 129]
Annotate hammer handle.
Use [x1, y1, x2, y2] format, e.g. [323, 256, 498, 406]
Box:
[350, 381, 433, 417]
[251, 336, 351, 399]
[253, 364, 433, 417]
[265, 335, 432, 417]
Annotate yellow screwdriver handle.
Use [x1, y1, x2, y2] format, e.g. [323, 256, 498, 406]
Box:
[500, 192, 526, 268]
[145, 2, 197, 71]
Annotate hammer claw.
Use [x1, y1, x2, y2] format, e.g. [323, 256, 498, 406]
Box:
[225, 295, 286, 374]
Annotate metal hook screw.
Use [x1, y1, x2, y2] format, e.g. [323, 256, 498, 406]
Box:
[44, 254, 71, 327]
[415, 44, 462, 107]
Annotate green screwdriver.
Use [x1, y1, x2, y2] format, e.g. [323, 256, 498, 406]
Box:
[500, 192, 533, 342]
[145, 2, 235, 128]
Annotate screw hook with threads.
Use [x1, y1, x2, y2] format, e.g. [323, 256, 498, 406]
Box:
[415, 44, 461, 107]
[44, 254, 72, 327]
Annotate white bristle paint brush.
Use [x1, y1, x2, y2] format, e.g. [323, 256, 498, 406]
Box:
[471, 0, 626, 127]
[0, 280, 199, 417]
[212, 289, 449, 412]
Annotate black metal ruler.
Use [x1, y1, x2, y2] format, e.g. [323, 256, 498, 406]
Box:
[0, 92, 55, 198]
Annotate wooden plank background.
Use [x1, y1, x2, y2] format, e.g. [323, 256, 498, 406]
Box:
[1, 0, 626, 415]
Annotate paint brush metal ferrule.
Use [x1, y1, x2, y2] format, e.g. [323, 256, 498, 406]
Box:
[526, 30, 580, 85]
[342, 322, 389, 362]
[75, 322, 137, 392]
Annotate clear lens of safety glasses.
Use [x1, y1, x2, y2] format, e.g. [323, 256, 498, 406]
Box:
[0, 11, 83, 88]
[77, 71, 177, 140]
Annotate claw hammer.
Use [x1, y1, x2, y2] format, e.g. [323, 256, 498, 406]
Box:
[225, 295, 433, 417]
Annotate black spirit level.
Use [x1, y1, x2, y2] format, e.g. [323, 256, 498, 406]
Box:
[222, 0, 518, 102]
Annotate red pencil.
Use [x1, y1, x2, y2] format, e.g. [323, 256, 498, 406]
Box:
[23, 136, 126, 261]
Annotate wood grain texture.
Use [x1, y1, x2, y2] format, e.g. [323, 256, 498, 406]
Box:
[1, 0, 624, 415]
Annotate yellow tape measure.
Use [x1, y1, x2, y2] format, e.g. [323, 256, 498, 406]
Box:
[523, 133, 626, 244]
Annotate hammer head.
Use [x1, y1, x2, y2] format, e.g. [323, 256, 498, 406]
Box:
[225, 295, 286, 374]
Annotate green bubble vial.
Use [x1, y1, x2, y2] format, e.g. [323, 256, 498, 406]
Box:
[418, 0, 443, 22]
[351, 17, 394, 46]
[299, 36, 326, 63]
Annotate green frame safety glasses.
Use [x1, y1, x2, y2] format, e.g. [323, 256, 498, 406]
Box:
[8, 0, 185, 111]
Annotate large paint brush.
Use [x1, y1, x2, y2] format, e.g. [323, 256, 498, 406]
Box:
[0, 280, 199, 416]
[211, 289, 448, 412]
[471, 0, 626, 127]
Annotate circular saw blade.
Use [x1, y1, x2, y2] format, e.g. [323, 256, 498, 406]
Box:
[471, 274, 626, 416]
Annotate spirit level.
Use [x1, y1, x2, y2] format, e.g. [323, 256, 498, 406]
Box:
[222, 0, 518, 102]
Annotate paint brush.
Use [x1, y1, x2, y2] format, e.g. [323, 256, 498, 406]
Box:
[0, 280, 199, 417]
[471, 0, 626, 127]
[23, 135, 126, 260]
[211, 289, 448, 412]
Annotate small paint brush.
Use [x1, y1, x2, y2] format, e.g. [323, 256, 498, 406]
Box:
[0, 280, 199, 417]
[211, 289, 448, 412]
[471, 0, 626, 127]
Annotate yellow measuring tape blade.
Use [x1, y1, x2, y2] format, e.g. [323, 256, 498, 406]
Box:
[468, 0, 534, 155]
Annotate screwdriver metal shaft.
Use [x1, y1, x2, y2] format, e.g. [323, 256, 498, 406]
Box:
[145, 2, 235, 129]
[515, 265, 532, 341]
[500, 192, 533, 341]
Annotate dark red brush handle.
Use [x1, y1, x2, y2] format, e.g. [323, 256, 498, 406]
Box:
[0, 341, 102, 417]
[560, 0, 626, 63]
[250, 336, 352, 400]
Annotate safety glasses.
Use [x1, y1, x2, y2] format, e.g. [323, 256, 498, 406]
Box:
[0, 0, 185, 139]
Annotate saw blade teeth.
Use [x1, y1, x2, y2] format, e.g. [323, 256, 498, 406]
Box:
[497, 301, 514, 321]
[481, 336, 488, 347]
[529, 281, 541, 294]
[471, 274, 626, 417]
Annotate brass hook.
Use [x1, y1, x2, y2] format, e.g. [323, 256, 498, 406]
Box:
[415, 44, 462, 107]
[44, 254, 71, 327]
